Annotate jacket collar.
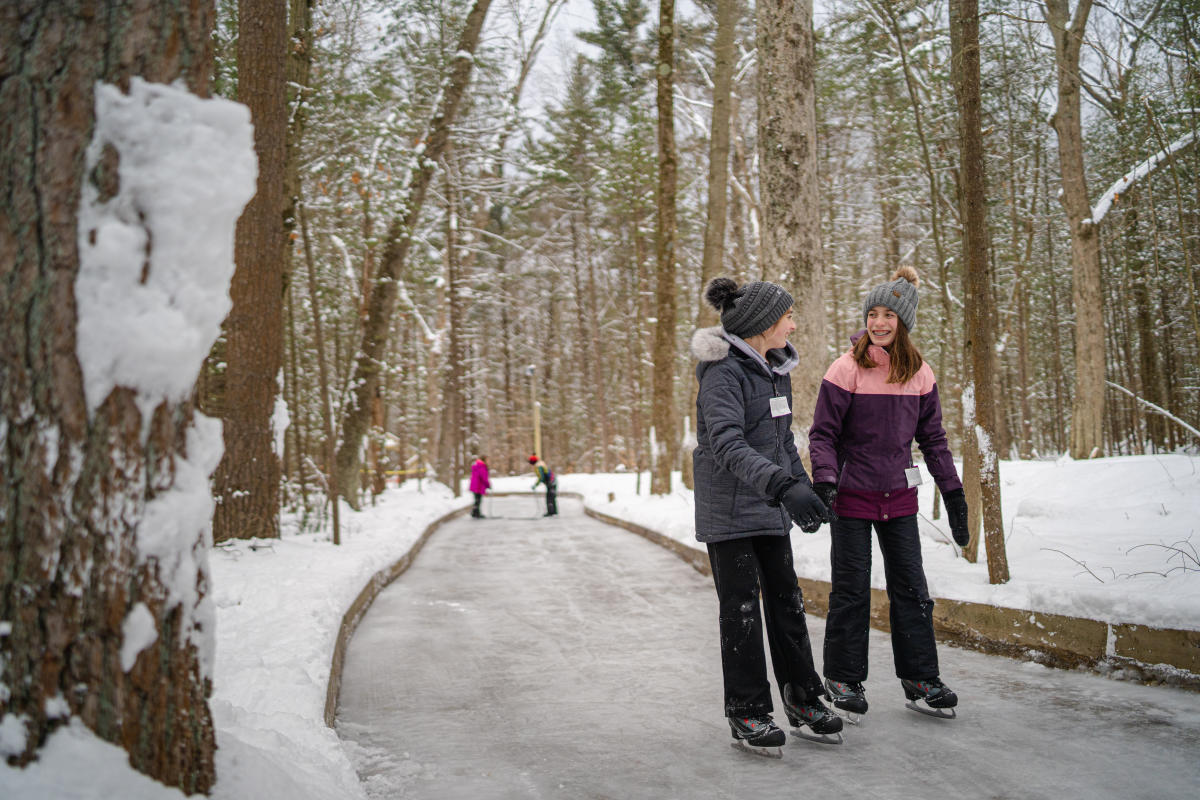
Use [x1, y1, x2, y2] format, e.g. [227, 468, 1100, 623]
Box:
[691, 326, 798, 376]
[850, 329, 890, 365]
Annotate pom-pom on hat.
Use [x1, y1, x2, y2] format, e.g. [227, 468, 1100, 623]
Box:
[704, 277, 794, 339]
[862, 266, 919, 332]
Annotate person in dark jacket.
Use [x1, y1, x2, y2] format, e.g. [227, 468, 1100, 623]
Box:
[529, 454, 557, 517]
[808, 266, 969, 721]
[692, 277, 841, 754]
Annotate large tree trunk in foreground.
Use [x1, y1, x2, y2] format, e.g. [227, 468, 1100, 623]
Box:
[212, 0, 288, 541]
[758, 0, 825, 461]
[334, 0, 492, 506]
[1, 1, 251, 792]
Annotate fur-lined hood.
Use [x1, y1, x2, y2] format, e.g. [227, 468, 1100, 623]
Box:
[690, 326, 799, 375]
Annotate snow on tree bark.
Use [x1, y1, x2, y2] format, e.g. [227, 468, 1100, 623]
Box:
[1, 2, 254, 793]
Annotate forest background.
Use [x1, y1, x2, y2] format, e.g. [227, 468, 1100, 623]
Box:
[2, 0, 1199, 794]
[221, 0, 1199, 530]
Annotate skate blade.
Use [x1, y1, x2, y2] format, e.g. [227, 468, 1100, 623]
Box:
[831, 707, 864, 725]
[730, 740, 783, 759]
[904, 700, 957, 719]
[789, 727, 844, 745]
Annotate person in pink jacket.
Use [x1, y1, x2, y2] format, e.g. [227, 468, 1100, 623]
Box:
[469, 456, 491, 518]
[808, 266, 969, 722]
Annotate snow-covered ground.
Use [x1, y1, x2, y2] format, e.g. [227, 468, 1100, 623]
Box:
[3, 454, 1198, 799]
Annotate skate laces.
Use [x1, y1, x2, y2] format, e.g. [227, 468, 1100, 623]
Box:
[909, 677, 946, 694]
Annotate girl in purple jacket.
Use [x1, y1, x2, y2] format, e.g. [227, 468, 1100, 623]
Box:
[808, 266, 970, 721]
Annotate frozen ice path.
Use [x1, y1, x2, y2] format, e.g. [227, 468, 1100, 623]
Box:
[335, 496, 1200, 799]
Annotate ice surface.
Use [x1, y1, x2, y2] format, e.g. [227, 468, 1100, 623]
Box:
[336, 496, 1200, 799]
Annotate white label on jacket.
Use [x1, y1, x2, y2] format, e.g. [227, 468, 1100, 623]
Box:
[769, 396, 790, 417]
[905, 466, 923, 487]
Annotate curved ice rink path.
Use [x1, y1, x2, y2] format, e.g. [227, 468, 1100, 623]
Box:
[335, 496, 1200, 799]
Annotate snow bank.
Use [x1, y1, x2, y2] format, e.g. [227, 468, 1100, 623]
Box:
[525, 454, 1200, 632]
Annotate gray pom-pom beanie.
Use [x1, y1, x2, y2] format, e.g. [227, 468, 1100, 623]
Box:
[705, 278, 794, 339]
[862, 266, 919, 332]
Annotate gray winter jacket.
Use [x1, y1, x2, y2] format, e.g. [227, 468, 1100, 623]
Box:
[691, 326, 813, 543]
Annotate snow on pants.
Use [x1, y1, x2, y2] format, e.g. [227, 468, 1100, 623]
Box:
[706, 534, 823, 717]
[822, 514, 939, 683]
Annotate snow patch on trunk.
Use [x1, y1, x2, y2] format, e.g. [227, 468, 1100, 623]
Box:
[75, 77, 257, 419]
[120, 603, 157, 672]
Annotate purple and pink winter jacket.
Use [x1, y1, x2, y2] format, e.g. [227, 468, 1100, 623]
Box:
[808, 333, 961, 521]
[469, 459, 490, 495]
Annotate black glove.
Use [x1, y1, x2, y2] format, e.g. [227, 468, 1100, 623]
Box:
[943, 488, 969, 546]
[813, 482, 838, 521]
[780, 481, 830, 533]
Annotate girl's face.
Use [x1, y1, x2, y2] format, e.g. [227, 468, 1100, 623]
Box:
[866, 306, 899, 348]
[763, 308, 796, 351]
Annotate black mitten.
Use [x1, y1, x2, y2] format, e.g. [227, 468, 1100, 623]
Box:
[942, 488, 969, 546]
[813, 482, 839, 521]
[780, 481, 830, 533]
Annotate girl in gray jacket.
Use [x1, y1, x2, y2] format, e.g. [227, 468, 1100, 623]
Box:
[692, 277, 841, 755]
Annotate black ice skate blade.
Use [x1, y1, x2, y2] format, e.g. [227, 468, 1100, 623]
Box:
[730, 740, 783, 759]
[788, 726, 844, 745]
[904, 700, 957, 719]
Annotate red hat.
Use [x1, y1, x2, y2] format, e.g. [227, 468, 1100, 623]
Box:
[528, 455, 538, 464]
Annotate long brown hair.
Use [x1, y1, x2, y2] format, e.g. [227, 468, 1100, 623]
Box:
[852, 323, 924, 384]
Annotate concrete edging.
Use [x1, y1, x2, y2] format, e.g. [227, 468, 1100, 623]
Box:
[326, 494, 1199, 728]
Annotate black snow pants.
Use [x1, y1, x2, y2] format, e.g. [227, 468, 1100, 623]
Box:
[706, 534, 824, 717]
[472, 492, 484, 517]
[544, 480, 557, 516]
[822, 514, 939, 684]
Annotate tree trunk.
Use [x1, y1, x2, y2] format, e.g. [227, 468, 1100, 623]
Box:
[650, 0, 679, 495]
[759, 0, 825, 461]
[0, 2, 242, 791]
[1044, 0, 1104, 459]
[212, 0, 288, 542]
[952, 0, 1009, 583]
[299, 202, 340, 544]
[334, 0, 492, 506]
[698, 0, 737, 328]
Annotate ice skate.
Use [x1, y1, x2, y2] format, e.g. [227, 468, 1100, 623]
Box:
[823, 678, 868, 724]
[782, 684, 844, 745]
[901, 677, 958, 719]
[727, 715, 785, 758]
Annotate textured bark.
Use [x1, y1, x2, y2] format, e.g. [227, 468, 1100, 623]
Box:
[758, 0, 825, 459]
[650, 0, 678, 495]
[1, 0, 217, 791]
[1044, 0, 1104, 459]
[698, 0, 737, 329]
[212, 0, 287, 541]
[952, 0, 1009, 583]
[334, 0, 491, 506]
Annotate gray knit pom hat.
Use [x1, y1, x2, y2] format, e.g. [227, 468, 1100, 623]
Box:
[863, 266, 919, 332]
[705, 278, 794, 339]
